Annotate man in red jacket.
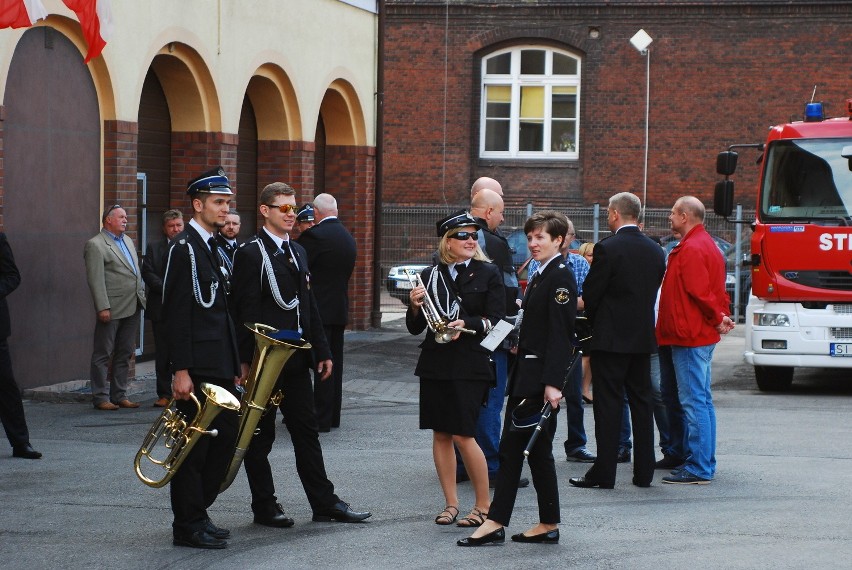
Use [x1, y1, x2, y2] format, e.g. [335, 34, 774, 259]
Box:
[657, 196, 734, 485]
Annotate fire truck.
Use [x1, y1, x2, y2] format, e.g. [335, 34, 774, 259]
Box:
[714, 98, 852, 391]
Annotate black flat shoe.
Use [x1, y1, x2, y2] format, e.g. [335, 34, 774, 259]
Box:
[582, 395, 593, 404]
[312, 500, 372, 523]
[569, 476, 614, 489]
[12, 443, 42, 459]
[511, 529, 559, 544]
[173, 530, 227, 549]
[457, 527, 505, 547]
[253, 503, 295, 528]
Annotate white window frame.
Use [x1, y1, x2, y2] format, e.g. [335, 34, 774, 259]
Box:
[479, 46, 581, 160]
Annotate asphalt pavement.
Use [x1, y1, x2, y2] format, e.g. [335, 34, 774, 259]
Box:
[2, 315, 851, 569]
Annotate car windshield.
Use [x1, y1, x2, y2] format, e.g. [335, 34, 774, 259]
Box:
[760, 138, 852, 222]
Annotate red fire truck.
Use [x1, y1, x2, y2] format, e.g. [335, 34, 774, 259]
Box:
[714, 98, 852, 391]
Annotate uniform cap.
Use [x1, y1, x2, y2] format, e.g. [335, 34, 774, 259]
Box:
[186, 166, 233, 196]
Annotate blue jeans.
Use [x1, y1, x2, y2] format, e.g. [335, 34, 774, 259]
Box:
[563, 352, 588, 453]
[458, 349, 507, 476]
[649, 352, 674, 456]
[671, 344, 717, 480]
[619, 400, 632, 451]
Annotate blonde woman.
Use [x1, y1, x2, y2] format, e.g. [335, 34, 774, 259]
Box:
[407, 211, 505, 528]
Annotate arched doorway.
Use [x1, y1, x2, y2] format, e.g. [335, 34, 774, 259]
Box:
[3, 27, 101, 388]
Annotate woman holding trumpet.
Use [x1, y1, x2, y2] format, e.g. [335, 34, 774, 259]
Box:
[458, 210, 577, 547]
[407, 211, 505, 529]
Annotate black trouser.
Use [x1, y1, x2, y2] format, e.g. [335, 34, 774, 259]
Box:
[314, 324, 344, 429]
[489, 396, 560, 527]
[0, 338, 30, 449]
[587, 351, 655, 486]
[152, 320, 171, 399]
[169, 377, 238, 536]
[244, 365, 339, 513]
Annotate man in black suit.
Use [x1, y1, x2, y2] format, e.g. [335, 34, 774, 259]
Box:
[215, 209, 241, 261]
[569, 192, 665, 490]
[231, 182, 370, 527]
[297, 193, 356, 431]
[0, 234, 41, 460]
[142, 209, 184, 407]
[162, 167, 241, 549]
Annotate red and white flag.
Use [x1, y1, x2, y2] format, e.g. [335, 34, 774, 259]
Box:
[62, 0, 113, 63]
[0, 0, 48, 29]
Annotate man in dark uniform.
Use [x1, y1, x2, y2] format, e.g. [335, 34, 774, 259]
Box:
[297, 192, 357, 432]
[215, 209, 241, 261]
[230, 182, 370, 527]
[0, 233, 41, 460]
[459, 187, 527, 488]
[142, 209, 184, 407]
[569, 192, 665, 490]
[162, 167, 241, 549]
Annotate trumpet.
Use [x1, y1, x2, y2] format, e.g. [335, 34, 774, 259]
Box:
[134, 383, 240, 488]
[407, 271, 476, 343]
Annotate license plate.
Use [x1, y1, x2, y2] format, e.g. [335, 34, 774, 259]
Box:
[395, 280, 414, 290]
[830, 343, 852, 356]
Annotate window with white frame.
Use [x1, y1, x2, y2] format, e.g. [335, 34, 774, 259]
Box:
[480, 46, 581, 159]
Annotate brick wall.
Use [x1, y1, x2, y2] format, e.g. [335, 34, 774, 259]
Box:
[384, 1, 852, 210]
[170, 131, 239, 216]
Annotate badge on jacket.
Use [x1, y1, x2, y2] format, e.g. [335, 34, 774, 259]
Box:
[555, 288, 571, 304]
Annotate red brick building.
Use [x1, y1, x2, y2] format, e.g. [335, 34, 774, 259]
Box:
[382, 0, 851, 209]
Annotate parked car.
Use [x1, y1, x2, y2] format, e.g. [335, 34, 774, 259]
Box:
[660, 233, 732, 256]
[386, 262, 430, 305]
[725, 245, 752, 318]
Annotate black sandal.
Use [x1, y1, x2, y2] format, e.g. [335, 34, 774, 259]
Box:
[435, 505, 459, 525]
[457, 507, 488, 527]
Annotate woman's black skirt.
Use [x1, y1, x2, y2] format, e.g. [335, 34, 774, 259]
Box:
[419, 376, 489, 436]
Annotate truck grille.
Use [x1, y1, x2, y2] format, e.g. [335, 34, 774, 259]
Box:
[830, 327, 852, 340]
[783, 271, 852, 291]
[833, 304, 852, 315]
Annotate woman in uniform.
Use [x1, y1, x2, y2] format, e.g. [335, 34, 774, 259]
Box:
[407, 211, 505, 529]
[458, 210, 577, 546]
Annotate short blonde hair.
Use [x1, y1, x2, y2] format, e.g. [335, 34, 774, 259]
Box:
[438, 225, 491, 265]
[578, 242, 594, 258]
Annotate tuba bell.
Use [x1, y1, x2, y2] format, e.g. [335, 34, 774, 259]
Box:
[134, 382, 240, 488]
[218, 323, 311, 492]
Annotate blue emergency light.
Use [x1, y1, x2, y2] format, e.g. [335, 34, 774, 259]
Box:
[804, 102, 824, 122]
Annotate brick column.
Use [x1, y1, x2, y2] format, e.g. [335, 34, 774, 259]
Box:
[170, 131, 238, 214]
[324, 145, 376, 330]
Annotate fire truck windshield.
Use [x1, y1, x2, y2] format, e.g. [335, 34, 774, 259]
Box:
[760, 138, 852, 223]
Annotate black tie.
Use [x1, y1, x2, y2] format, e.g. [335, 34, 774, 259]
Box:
[208, 236, 219, 254]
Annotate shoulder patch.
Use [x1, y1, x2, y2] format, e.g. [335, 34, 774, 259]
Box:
[554, 287, 571, 304]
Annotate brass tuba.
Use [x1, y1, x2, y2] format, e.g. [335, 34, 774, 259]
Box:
[134, 383, 241, 488]
[218, 323, 311, 492]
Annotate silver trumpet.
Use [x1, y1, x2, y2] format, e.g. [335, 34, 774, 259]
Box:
[407, 271, 476, 343]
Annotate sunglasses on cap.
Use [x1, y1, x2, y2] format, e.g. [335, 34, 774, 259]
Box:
[266, 203, 298, 214]
[449, 231, 479, 241]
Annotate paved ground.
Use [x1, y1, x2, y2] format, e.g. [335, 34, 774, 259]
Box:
[2, 316, 851, 569]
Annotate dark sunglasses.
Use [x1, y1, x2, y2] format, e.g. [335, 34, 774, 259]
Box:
[449, 231, 479, 241]
[266, 203, 297, 214]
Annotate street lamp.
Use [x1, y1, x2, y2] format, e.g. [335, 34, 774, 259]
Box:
[630, 29, 653, 213]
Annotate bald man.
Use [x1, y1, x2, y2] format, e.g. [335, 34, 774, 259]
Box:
[470, 176, 504, 200]
[457, 185, 526, 488]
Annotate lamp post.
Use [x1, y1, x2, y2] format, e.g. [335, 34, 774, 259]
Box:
[630, 29, 653, 213]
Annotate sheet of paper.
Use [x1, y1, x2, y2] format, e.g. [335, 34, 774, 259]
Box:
[480, 318, 513, 352]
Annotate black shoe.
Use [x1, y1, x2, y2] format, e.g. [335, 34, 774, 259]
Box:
[511, 529, 560, 544]
[662, 471, 711, 485]
[204, 518, 230, 539]
[632, 476, 652, 488]
[617, 448, 631, 463]
[312, 500, 372, 523]
[569, 476, 614, 489]
[253, 503, 295, 528]
[457, 527, 505, 547]
[173, 530, 227, 549]
[489, 475, 529, 489]
[655, 454, 683, 470]
[565, 447, 596, 463]
[12, 443, 42, 459]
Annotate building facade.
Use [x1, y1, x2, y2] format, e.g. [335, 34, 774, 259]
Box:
[0, 0, 378, 389]
[383, 0, 851, 209]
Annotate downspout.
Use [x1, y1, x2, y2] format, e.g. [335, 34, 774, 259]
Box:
[370, 0, 385, 329]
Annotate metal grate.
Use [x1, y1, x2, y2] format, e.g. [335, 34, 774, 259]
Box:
[830, 327, 852, 339]
[832, 304, 852, 314]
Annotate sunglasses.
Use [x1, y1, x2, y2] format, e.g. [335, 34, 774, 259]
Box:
[449, 231, 479, 241]
[266, 203, 297, 214]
